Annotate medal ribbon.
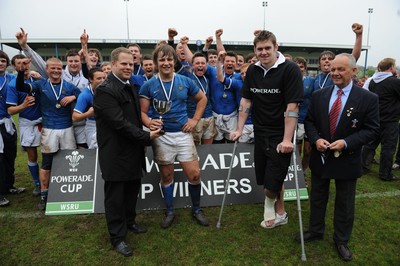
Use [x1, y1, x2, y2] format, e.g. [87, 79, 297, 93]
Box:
[193, 74, 208, 94]
[0, 74, 8, 92]
[49, 79, 63, 102]
[318, 73, 330, 89]
[158, 73, 175, 101]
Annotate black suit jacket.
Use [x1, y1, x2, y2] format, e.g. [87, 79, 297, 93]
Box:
[94, 74, 151, 182]
[305, 85, 379, 180]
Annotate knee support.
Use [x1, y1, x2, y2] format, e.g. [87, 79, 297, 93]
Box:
[41, 153, 55, 170]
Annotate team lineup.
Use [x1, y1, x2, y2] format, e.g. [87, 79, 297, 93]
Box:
[0, 22, 389, 261]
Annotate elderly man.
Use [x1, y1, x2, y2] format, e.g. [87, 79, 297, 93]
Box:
[300, 53, 379, 261]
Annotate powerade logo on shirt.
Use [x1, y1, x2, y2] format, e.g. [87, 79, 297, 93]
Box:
[250, 87, 281, 94]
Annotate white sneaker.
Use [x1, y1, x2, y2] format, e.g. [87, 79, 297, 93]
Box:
[0, 197, 10, 207]
[260, 212, 288, 229]
[392, 163, 400, 170]
[275, 212, 288, 226]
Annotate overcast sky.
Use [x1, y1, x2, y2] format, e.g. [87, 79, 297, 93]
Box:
[1, 0, 399, 67]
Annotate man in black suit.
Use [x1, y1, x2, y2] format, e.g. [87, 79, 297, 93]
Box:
[300, 53, 379, 261]
[361, 57, 400, 181]
[94, 47, 160, 257]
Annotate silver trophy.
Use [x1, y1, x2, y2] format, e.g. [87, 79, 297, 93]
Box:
[153, 99, 172, 134]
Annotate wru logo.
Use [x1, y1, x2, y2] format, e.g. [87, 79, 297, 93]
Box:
[65, 151, 85, 172]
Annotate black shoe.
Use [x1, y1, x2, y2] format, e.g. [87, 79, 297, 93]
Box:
[380, 175, 400, 181]
[8, 187, 26, 194]
[193, 210, 209, 226]
[127, 223, 147, 234]
[38, 198, 47, 211]
[362, 168, 371, 175]
[336, 243, 352, 261]
[32, 186, 41, 196]
[160, 213, 175, 229]
[295, 231, 323, 243]
[114, 241, 133, 257]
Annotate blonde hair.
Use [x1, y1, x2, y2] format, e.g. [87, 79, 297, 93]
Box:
[46, 57, 62, 65]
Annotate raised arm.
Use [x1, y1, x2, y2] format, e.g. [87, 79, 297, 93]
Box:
[80, 29, 90, 79]
[351, 23, 363, 62]
[168, 28, 178, 48]
[216, 51, 226, 83]
[16, 27, 48, 79]
[180, 36, 193, 65]
[215, 29, 226, 53]
[202, 36, 213, 53]
[15, 58, 33, 94]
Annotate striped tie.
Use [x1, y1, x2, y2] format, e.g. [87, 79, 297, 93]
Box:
[329, 89, 343, 138]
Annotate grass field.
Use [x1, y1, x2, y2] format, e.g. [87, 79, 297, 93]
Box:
[1, 141, 399, 265]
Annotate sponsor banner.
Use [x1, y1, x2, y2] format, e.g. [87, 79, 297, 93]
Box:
[46, 144, 308, 215]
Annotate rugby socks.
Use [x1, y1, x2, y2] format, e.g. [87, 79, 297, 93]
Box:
[40, 189, 48, 200]
[28, 161, 40, 187]
[188, 182, 201, 213]
[161, 182, 174, 214]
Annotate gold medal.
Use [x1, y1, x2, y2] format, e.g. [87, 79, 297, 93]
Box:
[334, 151, 340, 158]
[222, 92, 227, 98]
[56, 103, 61, 109]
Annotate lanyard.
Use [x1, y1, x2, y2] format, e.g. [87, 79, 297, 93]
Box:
[135, 65, 142, 75]
[158, 73, 175, 101]
[28, 77, 35, 96]
[223, 71, 233, 90]
[0, 74, 7, 91]
[48, 79, 63, 101]
[319, 73, 330, 89]
[192, 74, 208, 94]
[89, 84, 94, 96]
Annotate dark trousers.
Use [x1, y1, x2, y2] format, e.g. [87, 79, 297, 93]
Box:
[362, 121, 398, 179]
[104, 179, 141, 246]
[394, 122, 400, 164]
[309, 172, 357, 245]
[0, 125, 17, 196]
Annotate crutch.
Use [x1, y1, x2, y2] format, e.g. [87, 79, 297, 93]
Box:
[292, 123, 307, 261]
[216, 140, 238, 228]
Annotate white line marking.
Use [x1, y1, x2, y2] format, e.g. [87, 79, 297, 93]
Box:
[1, 190, 399, 218]
[355, 190, 400, 199]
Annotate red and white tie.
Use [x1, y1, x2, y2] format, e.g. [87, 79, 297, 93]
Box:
[329, 89, 343, 138]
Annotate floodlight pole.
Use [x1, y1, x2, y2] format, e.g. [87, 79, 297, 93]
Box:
[124, 0, 130, 41]
[363, 8, 373, 77]
[262, 1, 268, 30]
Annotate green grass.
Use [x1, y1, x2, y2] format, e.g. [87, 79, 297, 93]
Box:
[1, 130, 399, 265]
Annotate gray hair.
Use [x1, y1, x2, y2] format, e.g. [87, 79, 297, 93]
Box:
[336, 53, 356, 68]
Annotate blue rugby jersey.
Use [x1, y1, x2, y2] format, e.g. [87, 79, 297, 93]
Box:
[187, 73, 212, 119]
[7, 77, 43, 121]
[30, 79, 81, 129]
[74, 86, 95, 121]
[0, 74, 16, 119]
[139, 74, 200, 132]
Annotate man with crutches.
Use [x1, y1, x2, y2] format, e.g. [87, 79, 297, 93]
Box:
[230, 30, 303, 229]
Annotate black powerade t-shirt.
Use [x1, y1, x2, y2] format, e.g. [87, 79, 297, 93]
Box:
[242, 58, 303, 138]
